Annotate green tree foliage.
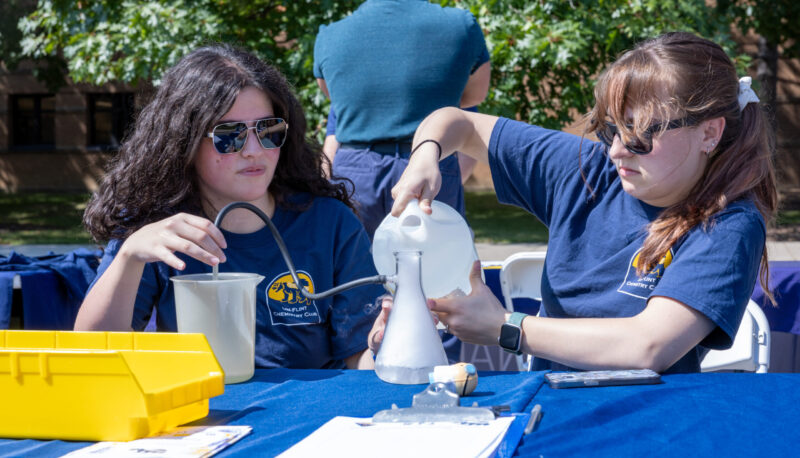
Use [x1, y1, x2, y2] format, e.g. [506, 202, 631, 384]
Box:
[448, 0, 745, 128]
[15, 0, 361, 135]
[718, 0, 800, 58]
[14, 0, 742, 136]
[1, 0, 67, 91]
[717, 0, 800, 129]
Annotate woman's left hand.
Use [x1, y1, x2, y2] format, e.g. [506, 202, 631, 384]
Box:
[368, 295, 393, 355]
[429, 261, 507, 346]
[368, 294, 442, 355]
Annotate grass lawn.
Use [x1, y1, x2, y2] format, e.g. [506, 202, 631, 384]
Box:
[464, 191, 548, 243]
[776, 209, 800, 228]
[1, 191, 797, 245]
[0, 191, 546, 245]
[0, 192, 93, 245]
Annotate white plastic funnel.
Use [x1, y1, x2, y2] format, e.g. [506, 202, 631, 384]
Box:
[171, 272, 263, 384]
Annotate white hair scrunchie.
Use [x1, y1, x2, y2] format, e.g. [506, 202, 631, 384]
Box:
[738, 76, 760, 111]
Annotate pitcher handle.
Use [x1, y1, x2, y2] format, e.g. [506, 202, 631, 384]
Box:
[399, 199, 427, 235]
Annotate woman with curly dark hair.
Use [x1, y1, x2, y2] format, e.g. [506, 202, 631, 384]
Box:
[77, 44, 382, 370]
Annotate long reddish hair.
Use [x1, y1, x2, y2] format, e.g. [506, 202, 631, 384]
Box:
[586, 32, 777, 302]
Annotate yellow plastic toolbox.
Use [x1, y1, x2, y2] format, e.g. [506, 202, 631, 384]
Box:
[0, 330, 225, 441]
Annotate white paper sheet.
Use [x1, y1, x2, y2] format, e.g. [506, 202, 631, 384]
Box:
[278, 416, 516, 458]
[61, 425, 252, 458]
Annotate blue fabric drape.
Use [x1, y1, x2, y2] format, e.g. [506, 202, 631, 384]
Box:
[0, 249, 101, 330]
[752, 261, 800, 334]
[0, 273, 12, 329]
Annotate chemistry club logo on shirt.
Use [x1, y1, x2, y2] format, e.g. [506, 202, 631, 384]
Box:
[617, 249, 674, 299]
[266, 271, 322, 325]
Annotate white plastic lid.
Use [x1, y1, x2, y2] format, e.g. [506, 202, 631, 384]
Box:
[372, 200, 479, 299]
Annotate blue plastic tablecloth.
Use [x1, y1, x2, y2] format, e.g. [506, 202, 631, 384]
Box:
[2, 370, 800, 457]
[525, 372, 799, 456]
[0, 369, 543, 456]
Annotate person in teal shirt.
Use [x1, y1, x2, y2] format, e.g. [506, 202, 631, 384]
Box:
[314, 0, 491, 363]
[313, 0, 490, 238]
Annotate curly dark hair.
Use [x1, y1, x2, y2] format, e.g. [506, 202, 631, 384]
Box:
[84, 44, 352, 242]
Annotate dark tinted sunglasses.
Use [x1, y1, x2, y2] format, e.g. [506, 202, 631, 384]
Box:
[206, 117, 288, 154]
[595, 116, 696, 155]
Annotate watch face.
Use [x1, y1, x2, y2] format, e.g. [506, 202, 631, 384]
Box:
[499, 323, 521, 353]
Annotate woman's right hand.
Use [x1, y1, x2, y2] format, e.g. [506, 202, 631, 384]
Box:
[119, 213, 228, 270]
[390, 107, 496, 217]
[390, 140, 443, 217]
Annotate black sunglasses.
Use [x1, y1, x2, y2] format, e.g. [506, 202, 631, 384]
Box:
[595, 116, 696, 155]
[206, 117, 288, 154]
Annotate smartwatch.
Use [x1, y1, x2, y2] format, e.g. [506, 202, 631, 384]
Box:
[498, 312, 528, 355]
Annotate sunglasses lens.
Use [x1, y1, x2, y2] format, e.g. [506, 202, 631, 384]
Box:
[598, 122, 652, 155]
[627, 139, 651, 155]
[597, 129, 612, 147]
[625, 132, 651, 155]
[596, 123, 616, 147]
[212, 122, 247, 154]
[256, 118, 287, 149]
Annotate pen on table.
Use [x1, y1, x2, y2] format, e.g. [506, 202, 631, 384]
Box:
[524, 404, 542, 435]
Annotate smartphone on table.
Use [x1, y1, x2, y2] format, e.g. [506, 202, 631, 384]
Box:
[544, 369, 662, 389]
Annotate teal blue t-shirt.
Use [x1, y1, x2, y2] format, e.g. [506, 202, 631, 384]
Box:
[313, 0, 489, 143]
[488, 118, 766, 373]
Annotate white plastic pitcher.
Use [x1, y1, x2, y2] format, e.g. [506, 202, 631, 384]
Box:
[372, 199, 479, 299]
[171, 272, 264, 384]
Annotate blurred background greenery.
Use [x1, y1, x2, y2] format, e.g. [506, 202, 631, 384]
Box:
[1, 1, 798, 246]
[5, 0, 796, 140]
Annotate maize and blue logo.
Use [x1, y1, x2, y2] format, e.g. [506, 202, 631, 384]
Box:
[617, 249, 674, 299]
[266, 271, 322, 325]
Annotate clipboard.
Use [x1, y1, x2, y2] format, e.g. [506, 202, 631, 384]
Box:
[372, 382, 499, 424]
[278, 383, 529, 458]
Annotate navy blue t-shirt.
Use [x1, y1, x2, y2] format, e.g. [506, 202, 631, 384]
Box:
[92, 195, 383, 369]
[489, 118, 765, 373]
[313, 0, 489, 143]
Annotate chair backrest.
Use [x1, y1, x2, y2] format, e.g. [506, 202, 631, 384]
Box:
[499, 251, 546, 371]
[499, 251, 546, 309]
[700, 299, 770, 373]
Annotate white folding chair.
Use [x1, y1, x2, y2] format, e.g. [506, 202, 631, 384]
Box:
[499, 251, 546, 371]
[700, 299, 770, 373]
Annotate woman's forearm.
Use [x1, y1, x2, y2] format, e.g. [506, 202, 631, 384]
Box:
[74, 250, 144, 331]
[412, 107, 497, 163]
[346, 348, 375, 369]
[519, 298, 715, 372]
[520, 315, 661, 371]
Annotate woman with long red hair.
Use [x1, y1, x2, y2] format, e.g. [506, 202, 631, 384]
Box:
[378, 32, 777, 373]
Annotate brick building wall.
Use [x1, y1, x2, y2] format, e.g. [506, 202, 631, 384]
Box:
[0, 60, 139, 192]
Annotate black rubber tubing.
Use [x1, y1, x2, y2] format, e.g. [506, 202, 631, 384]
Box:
[214, 201, 390, 300]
